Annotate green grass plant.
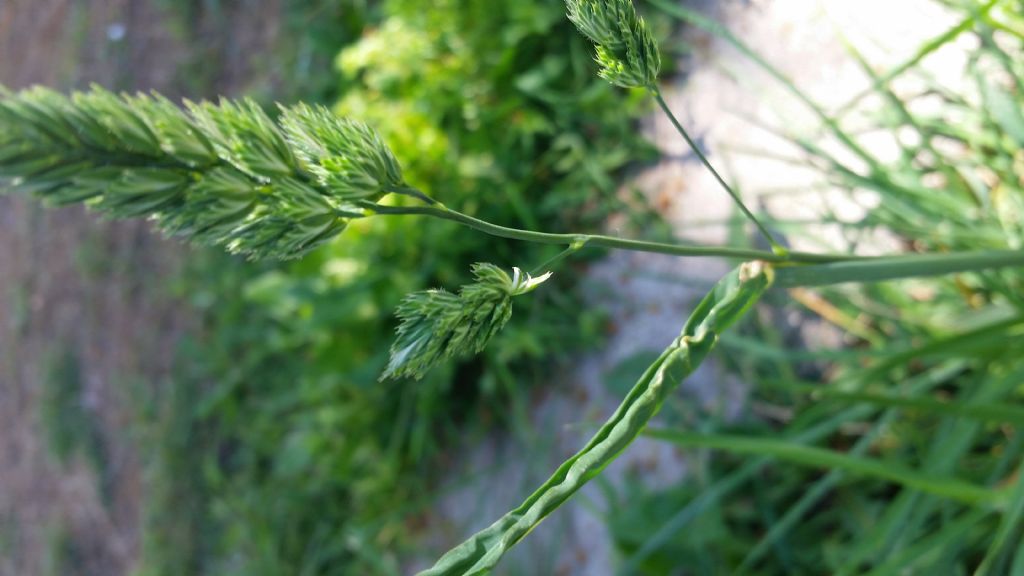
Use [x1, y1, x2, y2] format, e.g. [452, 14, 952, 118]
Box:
[4, 0, 1024, 574]
[620, 1, 1024, 574]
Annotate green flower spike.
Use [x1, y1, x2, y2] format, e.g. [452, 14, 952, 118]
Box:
[383, 264, 553, 381]
[566, 0, 661, 89]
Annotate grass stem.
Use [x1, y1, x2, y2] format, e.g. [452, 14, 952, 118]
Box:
[651, 88, 787, 255]
[774, 250, 1024, 287]
[361, 202, 850, 263]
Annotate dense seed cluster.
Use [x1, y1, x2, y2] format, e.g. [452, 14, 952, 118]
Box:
[566, 0, 661, 89]
[0, 85, 405, 259]
[383, 264, 552, 380]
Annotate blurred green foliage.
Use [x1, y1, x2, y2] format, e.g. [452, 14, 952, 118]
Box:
[156, 0, 372, 101]
[24, 0, 1023, 574]
[39, 347, 109, 501]
[613, 1, 1024, 574]
[135, 0, 662, 574]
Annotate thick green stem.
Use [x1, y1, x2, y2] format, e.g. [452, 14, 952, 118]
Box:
[650, 89, 787, 255]
[774, 250, 1024, 287]
[361, 202, 851, 264]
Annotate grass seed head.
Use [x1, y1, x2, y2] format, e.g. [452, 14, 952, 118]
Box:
[566, 0, 661, 89]
[0, 86, 404, 260]
[383, 263, 553, 380]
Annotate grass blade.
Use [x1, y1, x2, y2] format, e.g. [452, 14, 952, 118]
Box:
[831, 0, 999, 118]
[645, 429, 1002, 506]
[759, 379, 1024, 424]
[645, 0, 876, 165]
[735, 408, 900, 573]
[621, 343, 998, 570]
[419, 263, 773, 575]
[863, 509, 993, 576]
[975, 460, 1024, 575]
[774, 250, 1024, 287]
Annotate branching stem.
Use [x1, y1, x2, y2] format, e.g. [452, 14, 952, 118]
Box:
[650, 88, 787, 255]
[530, 239, 589, 276]
[360, 202, 856, 264]
[363, 201, 1024, 282]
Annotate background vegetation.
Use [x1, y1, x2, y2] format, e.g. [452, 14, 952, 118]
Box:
[9, 0, 1023, 575]
[615, 2, 1024, 574]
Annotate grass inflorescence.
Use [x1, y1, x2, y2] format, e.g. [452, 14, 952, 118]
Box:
[0, 86, 404, 260]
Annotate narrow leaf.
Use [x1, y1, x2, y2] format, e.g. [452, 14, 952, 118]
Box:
[645, 430, 1003, 506]
[420, 262, 773, 575]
